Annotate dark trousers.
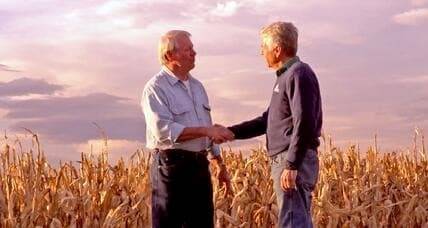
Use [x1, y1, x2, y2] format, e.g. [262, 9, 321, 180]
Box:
[270, 149, 319, 228]
[151, 149, 214, 228]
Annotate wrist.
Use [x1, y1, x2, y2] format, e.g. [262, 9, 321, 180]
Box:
[284, 160, 298, 170]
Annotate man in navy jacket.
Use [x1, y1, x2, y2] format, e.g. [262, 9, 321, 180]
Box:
[228, 22, 322, 228]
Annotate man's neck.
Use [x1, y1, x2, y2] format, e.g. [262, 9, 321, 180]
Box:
[274, 56, 294, 71]
[164, 65, 189, 81]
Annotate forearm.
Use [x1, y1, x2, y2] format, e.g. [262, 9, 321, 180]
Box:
[228, 109, 268, 139]
[176, 127, 209, 142]
[286, 124, 309, 170]
[176, 125, 234, 144]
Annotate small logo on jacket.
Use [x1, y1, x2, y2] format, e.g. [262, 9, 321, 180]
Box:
[273, 84, 279, 93]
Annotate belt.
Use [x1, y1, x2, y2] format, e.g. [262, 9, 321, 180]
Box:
[154, 148, 208, 162]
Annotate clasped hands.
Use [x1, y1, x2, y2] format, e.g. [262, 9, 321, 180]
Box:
[206, 124, 234, 144]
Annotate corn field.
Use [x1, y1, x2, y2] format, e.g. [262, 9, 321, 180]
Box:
[0, 134, 427, 227]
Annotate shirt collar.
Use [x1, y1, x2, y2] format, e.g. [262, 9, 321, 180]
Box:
[276, 56, 300, 77]
[162, 66, 180, 85]
[162, 66, 194, 85]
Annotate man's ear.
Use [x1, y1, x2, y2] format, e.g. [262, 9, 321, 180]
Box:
[274, 45, 282, 58]
[165, 51, 174, 62]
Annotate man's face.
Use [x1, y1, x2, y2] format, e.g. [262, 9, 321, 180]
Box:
[260, 35, 278, 69]
[172, 35, 196, 72]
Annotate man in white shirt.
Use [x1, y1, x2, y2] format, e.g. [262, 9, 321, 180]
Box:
[141, 30, 234, 228]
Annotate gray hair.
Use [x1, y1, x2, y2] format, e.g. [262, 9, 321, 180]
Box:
[158, 30, 191, 65]
[260, 22, 298, 56]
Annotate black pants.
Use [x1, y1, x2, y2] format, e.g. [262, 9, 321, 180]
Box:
[151, 149, 214, 228]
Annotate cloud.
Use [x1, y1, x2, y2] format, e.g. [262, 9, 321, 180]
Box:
[302, 23, 365, 45]
[0, 77, 64, 97]
[395, 75, 428, 83]
[0, 34, 156, 100]
[1, 135, 145, 165]
[10, 116, 145, 144]
[395, 97, 428, 122]
[95, 0, 130, 16]
[0, 93, 132, 119]
[76, 139, 143, 159]
[0, 64, 20, 72]
[0, 80, 145, 144]
[241, 0, 327, 14]
[1, 0, 428, 155]
[393, 8, 428, 25]
[410, 0, 428, 7]
[210, 1, 242, 17]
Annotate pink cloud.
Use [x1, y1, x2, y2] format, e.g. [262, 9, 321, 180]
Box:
[0, 64, 20, 72]
[393, 8, 428, 25]
[210, 1, 242, 17]
[1, 0, 428, 158]
[395, 75, 428, 83]
[410, 0, 428, 6]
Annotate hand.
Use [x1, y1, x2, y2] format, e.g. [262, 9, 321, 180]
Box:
[280, 169, 297, 191]
[206, 124, 234, 144]
[213, 124, 235, 143]
[217, 164, 233, 196]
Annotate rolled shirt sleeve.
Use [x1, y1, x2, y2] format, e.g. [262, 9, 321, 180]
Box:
[142, 85, 185, 146]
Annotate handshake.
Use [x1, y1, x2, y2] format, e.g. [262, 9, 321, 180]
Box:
[206, 124, 235, 144]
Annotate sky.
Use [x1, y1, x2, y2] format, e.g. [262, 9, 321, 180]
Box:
[1, 0, 427, 163]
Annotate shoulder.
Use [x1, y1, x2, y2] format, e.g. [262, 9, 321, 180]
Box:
[290, 61, 311, 75]
[189, 76, 208, 93]
[189, 75, 204, 87]
[143, 71, 169, 95]
[288, 61, 316, 83]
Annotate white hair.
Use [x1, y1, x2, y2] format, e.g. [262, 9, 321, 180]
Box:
[261, 22, 298, 56]
[158, 30, 191, 65]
